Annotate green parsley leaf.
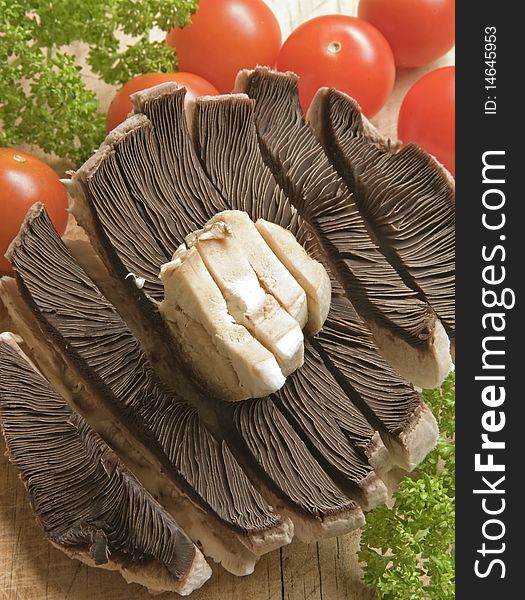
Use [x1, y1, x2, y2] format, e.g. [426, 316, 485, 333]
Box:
[360, 372, 455, 599]
[0, 0, 198, 164]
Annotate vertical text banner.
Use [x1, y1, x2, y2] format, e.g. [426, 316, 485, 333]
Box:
[456, 3, 523, 597]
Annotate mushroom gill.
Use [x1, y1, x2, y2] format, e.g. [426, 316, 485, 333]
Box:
[308, 87, 455, 360]
[1, 206, 384, 562]
[234, 67, 452, 388]
[0, 334, 211, 595]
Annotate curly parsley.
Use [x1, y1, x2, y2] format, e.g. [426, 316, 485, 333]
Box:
[360, 373, 455, 599]
[1, 0, 198, 164]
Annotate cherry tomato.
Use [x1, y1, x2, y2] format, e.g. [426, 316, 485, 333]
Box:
[276, 15, 395, 117]
[167, 0, 281, 94]
[0, 148, 68, 274]
[398, 66, 455, 175]
[106, 72, 219, 132]
[358, 0, 455, 68]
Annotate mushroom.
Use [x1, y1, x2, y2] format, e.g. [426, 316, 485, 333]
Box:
[308, 88, 455, 361]
[187, 90, 437, 472]
[66, 81, 439, 492]
[1, 206, 293, 576]
[0, 205, 384, 560]
[0, 70, 453, 580]
[0, 333, 211, 595]
[314, 295, 440, 471]
[64, 82, 435, 472]
[234, 67, 452, 389]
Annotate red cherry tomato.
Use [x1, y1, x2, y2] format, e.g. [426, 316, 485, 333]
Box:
[276, 15, 395, 117]
[398, 66, 455, 175]
[106, 72, 219, 132]
[167, 0, 282, 94]
[0, 148, 68, 274]
[358, 0, 455, 68]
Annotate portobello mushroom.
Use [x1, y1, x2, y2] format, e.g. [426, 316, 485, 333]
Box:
[308, 88, 455, 359]
[75, 79, 439, 466]
[87, 81, 433, 472]
[234, 68, 452, 388]
[0, 73, 453, 580]
[1, 206, 375, 554]
[68, 83, 437, 471]
[1, 207, 293, 576]
[188, 92, 437, 471]
[0, 333, 211, 595]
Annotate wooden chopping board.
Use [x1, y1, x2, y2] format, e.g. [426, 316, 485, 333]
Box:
[0, 1, 454, 597]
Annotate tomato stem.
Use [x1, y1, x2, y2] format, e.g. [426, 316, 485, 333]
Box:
[327, 41, 342, 54]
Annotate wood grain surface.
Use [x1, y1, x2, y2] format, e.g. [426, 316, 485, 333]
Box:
[1, 1, 454, 598]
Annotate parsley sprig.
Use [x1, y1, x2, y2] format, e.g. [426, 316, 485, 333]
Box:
[1, 0, 198, 164]
[360, 373, 455, 599]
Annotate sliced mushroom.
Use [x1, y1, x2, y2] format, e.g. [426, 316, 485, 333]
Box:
[51, 79, 445, 550]
[234, 68, 452, 388]
[314, 295, 439, 471]
[308, 88, 455, 360]
[202, 210, 308, 329]
[2, 205, 372, 549]
[187, 91, 437, 471]
[187, 93, 296, 226]
[160, 243, 285, 401]
[273, 343, 389, 510]
[66, 119, 209, 403]
[65, 86, 398, 501]
[1, 206, 293, 576]
[230, 398, 365, 542]
[0, 333, 211, 596]
[0, 66, 454, 588]
[184, 220, 305, 376]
